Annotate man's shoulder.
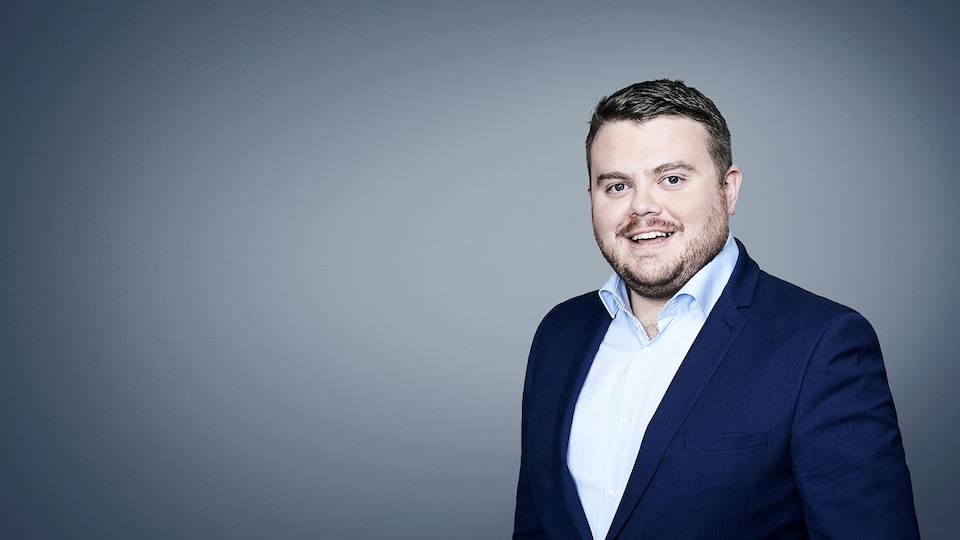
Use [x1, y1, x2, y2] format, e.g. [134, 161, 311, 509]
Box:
[535, 291, 607, 333]
[733, 240, 863, 322]
[528, 292, 610, 365]
[752, 268, 861, 323]
[544, 290, 605, 317]
[728, 264, 883, 358]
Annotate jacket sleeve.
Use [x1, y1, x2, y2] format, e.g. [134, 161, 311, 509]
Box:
[513, 449, 547, 539]
[791, 312, 920, 538]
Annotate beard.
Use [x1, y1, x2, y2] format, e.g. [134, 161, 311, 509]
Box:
[594, 198, 730, 301]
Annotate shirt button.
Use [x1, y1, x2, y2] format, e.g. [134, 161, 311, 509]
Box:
[619, 414, 629, 424]
[641, 347, 650, 356]
[604, 488, 614, 498]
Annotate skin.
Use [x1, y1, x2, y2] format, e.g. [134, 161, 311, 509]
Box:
[589, 117, 742, 334]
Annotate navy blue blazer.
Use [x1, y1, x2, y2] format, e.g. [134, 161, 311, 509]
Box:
[515, 240, 919, 539]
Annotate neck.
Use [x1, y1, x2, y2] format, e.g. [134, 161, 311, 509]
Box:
[628, 291, 668, 338]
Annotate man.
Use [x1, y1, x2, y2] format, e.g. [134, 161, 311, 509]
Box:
[514, 80, 919, 539]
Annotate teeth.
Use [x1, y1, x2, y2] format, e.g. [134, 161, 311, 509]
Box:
[632, 231, 670, 241]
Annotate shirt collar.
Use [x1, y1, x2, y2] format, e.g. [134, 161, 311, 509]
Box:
[598, 234, 739, 320]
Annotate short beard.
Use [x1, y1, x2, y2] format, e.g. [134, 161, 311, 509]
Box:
[594, 199, 729, 301]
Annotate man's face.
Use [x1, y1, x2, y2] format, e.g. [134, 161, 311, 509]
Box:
[589, 117, 741, 301]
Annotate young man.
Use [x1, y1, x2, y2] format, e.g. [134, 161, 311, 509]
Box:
[514, 80, 919, 539]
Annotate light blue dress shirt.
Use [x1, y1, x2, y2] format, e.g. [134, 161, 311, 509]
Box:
[567, 234, 739, 540]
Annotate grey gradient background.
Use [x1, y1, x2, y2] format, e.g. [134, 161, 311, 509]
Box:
[3, 1, 958, 538]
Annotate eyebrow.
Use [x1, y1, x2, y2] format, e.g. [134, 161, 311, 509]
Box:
[594, 161, 699, 185]
[651, 161, 698, 175]
[595, 171, 632, 185]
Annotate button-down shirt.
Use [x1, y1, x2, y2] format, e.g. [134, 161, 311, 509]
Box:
[567, 234, 739, 539]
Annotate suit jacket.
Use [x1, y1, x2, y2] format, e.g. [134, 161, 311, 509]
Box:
[514, 240, 919, 539]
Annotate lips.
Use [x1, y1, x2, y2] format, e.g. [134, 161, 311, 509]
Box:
[631, 231, 672, 242]
[618, 218, 681, 244]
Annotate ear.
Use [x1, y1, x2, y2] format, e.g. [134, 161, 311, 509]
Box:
[722, 165, 742, 215]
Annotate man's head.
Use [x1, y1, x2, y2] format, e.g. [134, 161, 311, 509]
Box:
[587, 80, 741, 303]
[586, 79, 732, 182]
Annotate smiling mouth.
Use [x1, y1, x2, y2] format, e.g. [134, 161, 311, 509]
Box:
[631, 231, 673, 243]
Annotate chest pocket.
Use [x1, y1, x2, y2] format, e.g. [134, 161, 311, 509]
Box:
[686, 431, 769, 451]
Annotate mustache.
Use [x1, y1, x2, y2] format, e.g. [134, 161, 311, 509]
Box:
[616, 216, 684, 237]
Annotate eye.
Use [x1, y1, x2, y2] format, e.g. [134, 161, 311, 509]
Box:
[662, 175, 683, 187]
[609, 182, 627, 192]
[660, 174, 684, 189]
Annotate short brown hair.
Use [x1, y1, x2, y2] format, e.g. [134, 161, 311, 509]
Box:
[586, 79, 732, 181]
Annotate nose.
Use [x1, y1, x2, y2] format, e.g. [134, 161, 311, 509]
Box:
[629, 184, 662, 217]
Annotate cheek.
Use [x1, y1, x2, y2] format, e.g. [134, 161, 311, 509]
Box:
[676, 194, 725, 224]
[592, 208, 622, 234]
[592, 197, 627, 219]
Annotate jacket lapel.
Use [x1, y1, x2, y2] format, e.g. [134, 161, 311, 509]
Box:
[555, 301, 612, 540]
[605, 240, 759, 539]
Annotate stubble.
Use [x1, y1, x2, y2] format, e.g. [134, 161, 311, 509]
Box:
[593, 194, 729, 301]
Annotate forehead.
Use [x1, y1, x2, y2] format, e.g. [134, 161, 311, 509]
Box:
[590, 117, 713, 172]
